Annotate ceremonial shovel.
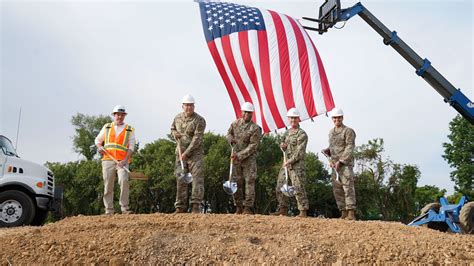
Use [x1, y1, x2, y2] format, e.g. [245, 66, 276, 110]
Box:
[321, 149, 341, 183]
[280, 147, 296, 197]
[223, 145, 238, 195]
[174, 137, 193, 184]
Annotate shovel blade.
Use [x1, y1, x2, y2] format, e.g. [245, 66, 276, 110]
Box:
[178, 173, 193, 184]
[223, 181, 238, 195]
[130, 171, 149, 181]
[281, 184, 296, 197]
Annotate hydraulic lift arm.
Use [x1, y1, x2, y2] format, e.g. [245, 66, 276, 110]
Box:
[303, 2, 474, 124]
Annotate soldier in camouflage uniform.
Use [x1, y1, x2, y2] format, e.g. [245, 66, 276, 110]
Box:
[226, 102, 262, 215]
[171, 94, 206, 214]
[273, 107, 309, 217]
[322, 107, 357, 220]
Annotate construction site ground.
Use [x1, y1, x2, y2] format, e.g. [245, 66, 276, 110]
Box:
[1, 213, 473, 264]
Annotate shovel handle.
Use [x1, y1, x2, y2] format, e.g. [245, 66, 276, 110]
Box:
[98, 146, 131, 173]
[228, 146, 234, 182]
[174, 136, 186, 171]
[179, 157, 185, 171]
[321, 151, 330, 160]
[281, 147, 289, 184]
[320, 151, 342, 183]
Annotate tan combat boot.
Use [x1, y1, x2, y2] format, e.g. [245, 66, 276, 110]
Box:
[174, 207, 186, 214]
[297, 210, 307, 218]
[346, 209, 356, 220]
[191, 203, 200, 214]
[235, 206, 243, 214]
[243, 206, 253, 215]
[271, 207, 288, 216]
[340, 210, 348, 219]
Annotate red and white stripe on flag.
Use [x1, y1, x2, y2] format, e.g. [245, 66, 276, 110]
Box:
[199, 1, 335, 133]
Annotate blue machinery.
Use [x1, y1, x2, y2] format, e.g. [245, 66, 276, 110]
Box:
[407, 196, 467, 233]
[303, 1, 473, 233]
[302, 1, 474, 124]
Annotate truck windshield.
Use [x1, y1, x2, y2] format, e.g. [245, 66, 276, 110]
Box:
[0, 136, 19, 157]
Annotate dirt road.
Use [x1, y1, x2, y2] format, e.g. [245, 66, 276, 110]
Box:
[1, 213, 473, 264]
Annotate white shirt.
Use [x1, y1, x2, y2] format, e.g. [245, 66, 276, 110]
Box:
[95, 123, 136, 152]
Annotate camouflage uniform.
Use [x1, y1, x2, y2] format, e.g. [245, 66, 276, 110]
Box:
[276, 127, 309, 211]
[226, 118, 262, 208]
[328, 124, 356, 211]
[171, 112, 206, 210]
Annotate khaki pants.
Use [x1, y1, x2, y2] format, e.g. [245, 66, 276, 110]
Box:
[102, 160, 130, 214]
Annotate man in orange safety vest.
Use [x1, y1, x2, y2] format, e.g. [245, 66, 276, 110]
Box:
[95, 105, 136, 215]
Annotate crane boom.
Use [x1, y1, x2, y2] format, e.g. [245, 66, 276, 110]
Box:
[303, 1, 474, 124]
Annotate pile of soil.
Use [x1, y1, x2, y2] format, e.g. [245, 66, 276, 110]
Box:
[1, 213, 472, 264]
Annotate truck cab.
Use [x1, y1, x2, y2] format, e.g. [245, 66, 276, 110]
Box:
[0, 135, 60, 227]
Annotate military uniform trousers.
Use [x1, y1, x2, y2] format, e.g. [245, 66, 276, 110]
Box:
[102, 160, 130, 214]
[232, 158, 257, 208]
[276, 164, 309, 211]
[174, 154, 205, 209]
[332, 165, 356, 211]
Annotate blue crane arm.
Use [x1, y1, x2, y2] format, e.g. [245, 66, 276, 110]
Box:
[304, 2, 474, 124]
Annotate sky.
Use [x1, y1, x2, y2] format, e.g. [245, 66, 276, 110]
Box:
[1, 0, 472, 194]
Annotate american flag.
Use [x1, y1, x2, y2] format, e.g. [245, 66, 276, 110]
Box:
[198, 1, 335, 133]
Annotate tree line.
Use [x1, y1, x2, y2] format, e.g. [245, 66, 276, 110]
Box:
[45, 114, 473, 223]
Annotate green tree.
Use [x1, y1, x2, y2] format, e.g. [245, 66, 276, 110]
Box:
[387, 164, 420, 223]
[46, 160, 103, 216]
[203, 132, 234, 213]
[442, 115, 474, 199]
[305, 152, 336, 217]
[354, 138, 421, 221]
[414, 185, 446, 210]
[71, 113, 112, 160]
[354, 138, 392, 220]
[254, 134, 281, 214]
[129, 137, 176, 213]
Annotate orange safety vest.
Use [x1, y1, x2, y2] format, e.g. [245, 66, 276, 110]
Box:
[102, 122, 134, 162]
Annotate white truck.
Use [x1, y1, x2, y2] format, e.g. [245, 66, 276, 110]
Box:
[0, 135, 61, 227]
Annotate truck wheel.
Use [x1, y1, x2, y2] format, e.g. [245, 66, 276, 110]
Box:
[420, 202, 449, 232]
[460, 202, 474, 234]
[31, 209, 49, 226]
[0, 190, 36, 227]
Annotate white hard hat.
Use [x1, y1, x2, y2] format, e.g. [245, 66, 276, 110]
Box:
[287, 107, 300, 117]
[330, 107, 344, 117]
[112, 105, 127, 115]
[182, 94, 195, 104]
[241, 102, 255, 112]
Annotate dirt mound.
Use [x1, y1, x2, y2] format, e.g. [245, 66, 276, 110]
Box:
[1, 214, 473, 264]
